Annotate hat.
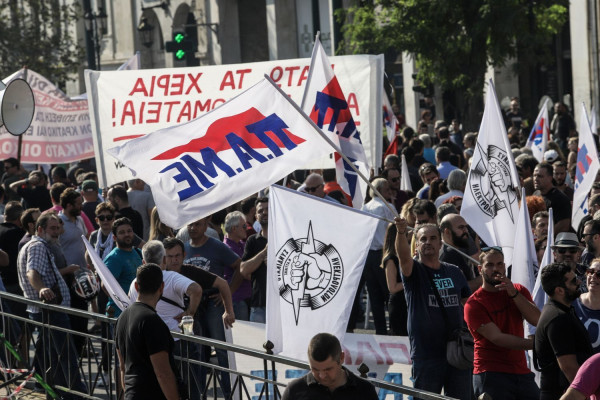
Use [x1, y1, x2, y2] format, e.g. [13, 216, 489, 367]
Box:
[544, 149, 559, 163]
[551, 232, 583, 249]
[81, 180, 98, 192]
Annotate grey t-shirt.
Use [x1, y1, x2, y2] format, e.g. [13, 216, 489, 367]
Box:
[183, 237, 239, 278]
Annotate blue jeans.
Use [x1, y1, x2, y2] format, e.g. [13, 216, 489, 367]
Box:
[29, 311, 88, 400]
[412, 358, 471, 400]
[250, 306, 266, 323]
[199, 299, 231, 398]
[473, 371, 539, 400]
[232, 300, 249, 321]
[173, 339, 203, 400]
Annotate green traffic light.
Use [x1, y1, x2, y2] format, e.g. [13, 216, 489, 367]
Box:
[174, 33, 185, 43]
[175, 49, 186, 60]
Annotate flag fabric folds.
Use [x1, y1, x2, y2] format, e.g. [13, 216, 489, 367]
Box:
[107, 78, 333, 229]
[400, 154, 412, 192]
[301, 35, 370, 209]
[82, 235, 130, 311]
[529, 208, 554, 335]
[572, 104, 600, 231]
[460, 80, 521, 265]
[510, 188, 537, 293]
[382, 91, 398, 143]
[266, 185, 378, 361]
[525, 99, 550, 162]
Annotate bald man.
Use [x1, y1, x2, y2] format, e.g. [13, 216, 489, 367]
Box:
[302, 173, 339, 203]
[440, 214, 481, 292]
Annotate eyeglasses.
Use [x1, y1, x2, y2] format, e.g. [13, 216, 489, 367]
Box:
[390, 177, 400, 183]
[97, 215, 114, 222]
[305, 184, 322, 193]
[556, 248, 578, 254]
[586, 268, 600, 279]
[481, 246, 503, 253]
[582, 232, 597, 238]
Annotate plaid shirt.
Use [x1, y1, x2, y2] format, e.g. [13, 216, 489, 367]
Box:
[17, 235, 70, 313]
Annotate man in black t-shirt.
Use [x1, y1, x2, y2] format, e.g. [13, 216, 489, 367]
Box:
[116, 263, 179, 400]
[107, 185, 144, 238]
[535, 262, 592, 400]
[241, 197, 269, 323]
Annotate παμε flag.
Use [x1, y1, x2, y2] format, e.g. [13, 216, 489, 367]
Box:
[511, 188, 538, 293]
[525, 99, 550, 162]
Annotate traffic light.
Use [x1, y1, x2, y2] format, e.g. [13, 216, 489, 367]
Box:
[165, 30, 194, 61]
[411, 73, 434, 97]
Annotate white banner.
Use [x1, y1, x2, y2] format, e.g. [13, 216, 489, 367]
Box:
[572, 104, 600, 231]
[107, 79, 333, 229]
[461, 80, 521, 265]
[266, 186, 379, 361]
[81, 235, 130, 311]
[525, 99, 550, 163]
[85, 55, 383, 188]
[227, 321, 412, 399]
[530, 207, 554, 335]
[511, 188, 537, 293]
[0, 69, 93, 163]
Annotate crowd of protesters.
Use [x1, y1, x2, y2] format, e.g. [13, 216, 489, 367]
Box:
[1, 97, 600, 399]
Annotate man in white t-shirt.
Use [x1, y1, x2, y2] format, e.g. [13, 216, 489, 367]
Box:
[128, 240, 203, 400]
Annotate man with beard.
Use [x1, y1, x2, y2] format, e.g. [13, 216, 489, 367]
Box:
[394, 217, 471, 399]
[439, 214, 481, 292]
[464, 247, 541, 399]
[104, 217, 143, 318]
[581, 220, 600, 267]
[533, 163, 571, 233]
[553, 161, 574, 200]
[552, 233, 587, 293]
[535, 262, 593, 400]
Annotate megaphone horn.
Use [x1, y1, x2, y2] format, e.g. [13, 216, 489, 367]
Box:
[0, 78, 35, 136]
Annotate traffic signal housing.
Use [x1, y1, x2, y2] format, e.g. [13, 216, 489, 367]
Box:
[165, 30, 194, 61]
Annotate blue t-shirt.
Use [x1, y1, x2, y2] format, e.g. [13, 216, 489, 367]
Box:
[574, 299, 600, 353]
[184, 237, 239, 279]
[104, 247, 143, 317]
[402, 259, 470, 360]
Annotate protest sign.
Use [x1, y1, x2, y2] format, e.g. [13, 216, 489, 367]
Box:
[85, 55, 383, 187]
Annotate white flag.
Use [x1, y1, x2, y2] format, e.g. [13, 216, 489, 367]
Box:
[382, 91, 398, 143]
[461, 80, 521, 265]
[511, 188, 537, 292]
[529, 208, 554, 335]
[81, 235, 130, 311]
[400, 154, 412, 192]
[301, 34, 370, 209]
[108, 78, 333, 229]
[266, 185, 378, 361]
[572, 104, 600, 231]
[525, 99, 550, 162]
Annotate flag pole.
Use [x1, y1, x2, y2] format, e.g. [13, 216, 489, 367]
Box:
[264, 74, 400, 218]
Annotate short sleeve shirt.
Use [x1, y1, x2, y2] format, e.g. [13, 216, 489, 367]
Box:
[402, 259, 470, 360]
[183, 237, 239, 278]
[569, 353, 600, 400]
[573, 299, 600, 353]
[242, 233, 268, 308]
[104, 247, 143, 317]
[465, 284, 532, 374]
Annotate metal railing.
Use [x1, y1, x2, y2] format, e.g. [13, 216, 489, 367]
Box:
[0, 291, 456, 400]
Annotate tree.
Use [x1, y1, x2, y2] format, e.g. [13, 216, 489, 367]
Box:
[337, 0, 569, 130]
[0, 0, 84, 88]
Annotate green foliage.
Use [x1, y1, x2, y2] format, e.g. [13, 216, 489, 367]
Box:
[338, 0, 569, 124]
[0, 0, 84, 87]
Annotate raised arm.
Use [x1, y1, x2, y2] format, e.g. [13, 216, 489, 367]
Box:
[393, 217, 414, 277]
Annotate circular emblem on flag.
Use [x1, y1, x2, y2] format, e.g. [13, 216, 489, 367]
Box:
[275, 222, 343, 324]
[469, 143, 518, 222]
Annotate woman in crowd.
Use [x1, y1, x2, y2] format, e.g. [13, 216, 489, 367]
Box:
[148, 206, 174, 241]
[574, 258, 600, 353]
[381, 223, 408, 336]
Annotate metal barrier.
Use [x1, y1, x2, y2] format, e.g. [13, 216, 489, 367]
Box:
[0, 291, 456, 400]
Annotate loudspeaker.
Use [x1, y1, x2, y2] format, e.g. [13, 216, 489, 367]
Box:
[0, 78, 35, 136]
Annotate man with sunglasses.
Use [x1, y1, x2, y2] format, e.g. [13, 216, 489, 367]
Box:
[301, 173, 339, 203]
[573, 260, 600, 354]
[552, 232, 587, 293]
[581, 220, 600, 267]
[394, 216, 471, 399]
[382, 167, 409, 211]
[535, 262, 593, 400]
[464, 246, 541, 399]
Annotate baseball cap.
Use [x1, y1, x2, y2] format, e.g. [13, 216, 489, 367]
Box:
[544, 150, 559, 163]
[81, 180, 98, 192]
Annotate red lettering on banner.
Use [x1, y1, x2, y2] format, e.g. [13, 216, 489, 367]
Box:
[114, 98, 228, 127]
[298, 66, 309, 86]
[342, 344, 352, 364]
[156, 75, 170, 96]
[112, 99, 116, 127]
[347, 93, 359, 116]
[379, 343, 411, 365]
[178, 101, 192, 123]
[146, 102, 162, 123]
[194, 99, 213, 114]
[164, 101, 179, 122]
[237, 69, 251, 88]
[129, 78, 149, 96]
[354, 341, 384, 365]
[149, 76, 156, 96]
[185, 73, 202, 95]
[212, 98, 225, 108]
[270, 66, 284, 87]
[284, 66, 300, 86]
[170, 74, 185, 95]
[220, 71, 236, 90]
[122, 101, 135, 125]
[138, 102, 145, 124]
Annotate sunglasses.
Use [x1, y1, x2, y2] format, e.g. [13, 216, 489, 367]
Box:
[481, 246, 503, 253]
[556, 248, 578, 254]
[581, 232, 597, 238]
[97, 215, 114, 222]
[586, 269, 600, 279]
[305, 184, 322, 193]
[390, 177, 400, 183]
[564, 276, 578, 286]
